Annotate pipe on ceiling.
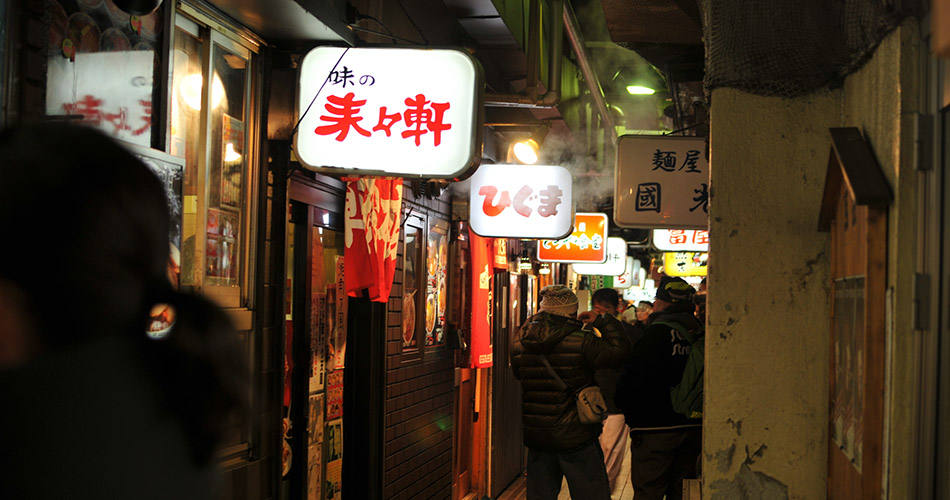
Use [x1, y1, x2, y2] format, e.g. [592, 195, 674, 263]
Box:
[485, 0, 617, 144]
[485, 0, 562, 108]
[562, 0, 616, 142]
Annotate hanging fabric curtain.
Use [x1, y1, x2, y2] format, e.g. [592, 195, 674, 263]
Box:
[343, 177, 403, 302]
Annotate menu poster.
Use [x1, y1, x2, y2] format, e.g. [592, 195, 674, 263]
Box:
[325, 419, 343, 499]
[326, 369, 343, 421]
[307, 393, 324, 500]
[330, 257, 347, 370]
[221, 114, 244, 210]
[131, 147, 184, 288]
[310, 293, 327, 393]
[425, 221, 449, 346]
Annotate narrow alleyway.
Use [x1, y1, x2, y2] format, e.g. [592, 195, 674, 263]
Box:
[496, 449, 635, 500]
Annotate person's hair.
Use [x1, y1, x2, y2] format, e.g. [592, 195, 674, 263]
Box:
[591, 288, 620, 308]
[637, 300, 654, 312]
[0, 122, 245, 464]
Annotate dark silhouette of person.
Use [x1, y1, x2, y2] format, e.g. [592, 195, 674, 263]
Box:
[0, 122, 245, 500]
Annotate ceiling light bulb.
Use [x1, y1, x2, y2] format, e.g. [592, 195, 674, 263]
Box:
[224, 142, 241, 162]
[626, 85, 656, 95]
[513, 139, 540, 164]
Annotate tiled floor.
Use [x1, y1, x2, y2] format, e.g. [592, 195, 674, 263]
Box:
[496, 446, 634, 500]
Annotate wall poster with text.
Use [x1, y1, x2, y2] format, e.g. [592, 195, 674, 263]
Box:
[325, 418, 343, 499]
[307, 393, 324, 500]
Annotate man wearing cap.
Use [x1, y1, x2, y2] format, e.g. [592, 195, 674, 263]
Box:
[510, 284, 630, 500]
[615, 276, 703, 500]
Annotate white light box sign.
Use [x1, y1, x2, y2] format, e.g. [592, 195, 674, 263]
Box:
[469, 163, 573, 239]
[652, 229, 709, 252]
[615, 135, 708, 229]
[612, 256, 637, 289]
[295, 47, 482, 178]
[571, 237, 628, 276]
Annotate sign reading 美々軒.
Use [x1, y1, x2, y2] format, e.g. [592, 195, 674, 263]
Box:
[537, 213, 608, 263]
[572, 237, 628, 276]
[295, 47, 482, 178]
[615, 135, 708, 229]
[663, 251, 708, 277]
[469, 164, 573, 239]
[652, 229, 709, 252]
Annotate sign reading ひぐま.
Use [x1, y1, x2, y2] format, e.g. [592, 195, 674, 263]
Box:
[469, 163, 573, 239]
[615, 135, 708, 229]
[537, 213, 608, 263]
[295, 47, 483, 178]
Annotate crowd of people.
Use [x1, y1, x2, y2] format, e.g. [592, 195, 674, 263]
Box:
[511, 276, 706, 500]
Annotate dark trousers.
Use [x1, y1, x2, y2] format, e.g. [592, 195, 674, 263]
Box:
[526, 439, 611, 500]
[629, 428, 701, 500]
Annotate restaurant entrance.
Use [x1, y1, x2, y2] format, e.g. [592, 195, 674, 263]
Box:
[283, 174, 346, 500]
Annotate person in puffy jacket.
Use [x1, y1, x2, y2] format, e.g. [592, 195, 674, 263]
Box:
[510, 284, 630, 500]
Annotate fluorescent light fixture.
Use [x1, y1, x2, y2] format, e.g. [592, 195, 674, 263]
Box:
[626, 85, 655, 95]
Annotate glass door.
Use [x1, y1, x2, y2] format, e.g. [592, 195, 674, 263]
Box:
[284, 202, 344, 500]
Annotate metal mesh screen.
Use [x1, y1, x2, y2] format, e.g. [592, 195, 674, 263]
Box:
[703, 0, 908, 98]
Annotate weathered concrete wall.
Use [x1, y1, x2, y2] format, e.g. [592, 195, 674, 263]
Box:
[704, 21, 922, 500]
[840, 22, 920, 499]
[705, 87, 839, 500]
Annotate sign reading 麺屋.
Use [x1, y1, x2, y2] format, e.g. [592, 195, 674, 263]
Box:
[652, 229, 709, 252]
[295, 47, 482, 178]
[615, 135, 708, 229]
[469, 164, 573, 239]
[572, 237, 628, 276]
[537, 213, 608, 263]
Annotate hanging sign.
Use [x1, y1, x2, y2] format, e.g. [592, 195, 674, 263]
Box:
[469, 163, 573, 239]
[612, 257, 637, 289]
[295, 47, 482, 178]
[572, 237, 628, 276]
[343, 178, 402, 302]
[663, 252, 708, 277]
[615, 135, 708, 229]
[537, 213, 608, 263]
[469, 228, 493, 368]
[653, 229, 709, 252]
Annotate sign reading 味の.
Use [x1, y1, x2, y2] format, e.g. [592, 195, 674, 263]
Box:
[469, 164, 573, 239]
[615, 135, 708, 229]
[295, 47, 482, 178]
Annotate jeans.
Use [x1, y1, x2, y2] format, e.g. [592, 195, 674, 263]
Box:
[629, 428, 702, 500]
[526, 439, 611, 500]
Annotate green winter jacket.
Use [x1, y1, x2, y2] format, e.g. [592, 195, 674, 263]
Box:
[510, 311, 630, 452]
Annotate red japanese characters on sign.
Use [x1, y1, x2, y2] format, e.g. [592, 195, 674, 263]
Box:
[295, 47, 481, 178]
[469, 164, 574, 239]
[652, 229, 710, 252]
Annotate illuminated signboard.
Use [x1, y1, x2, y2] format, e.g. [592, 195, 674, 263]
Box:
[612, 257, 638, 289]
[295, 47, 482, 178]
[469, 163, 573, 239]
[537, 213, 608, 263]
[615, 135, 708, 229]
[663, 252, 708, 277]
[572, 237, 628, 276]
[653, 229, 709, 252]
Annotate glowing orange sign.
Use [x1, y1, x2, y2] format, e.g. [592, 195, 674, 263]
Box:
[537, 213, 608, 263]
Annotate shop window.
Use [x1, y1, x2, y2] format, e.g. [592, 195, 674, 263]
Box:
[45, 0, 165, 147]
[170, 11, 257, 307]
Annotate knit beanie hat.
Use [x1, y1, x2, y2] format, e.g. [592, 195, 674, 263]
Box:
[655, 275, 695, 303]
[538, 284, 579, 317]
